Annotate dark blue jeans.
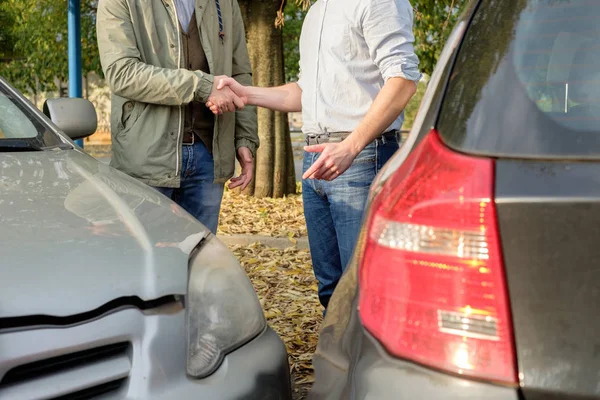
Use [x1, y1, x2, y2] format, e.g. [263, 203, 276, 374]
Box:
[155, 142, 224, 233]
[302, 135, 400, 309]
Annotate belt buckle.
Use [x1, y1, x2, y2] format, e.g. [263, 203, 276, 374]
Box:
[317, 132, 331, 145]
[306, 134, 319, 145]
[306, 133, 330, 145]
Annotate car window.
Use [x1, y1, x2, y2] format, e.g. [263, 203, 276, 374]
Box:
[0, 93, 39, 139]
[438, 0, 600, 159]
[515, 2, 600, 132]
[0, 81, 63, 149]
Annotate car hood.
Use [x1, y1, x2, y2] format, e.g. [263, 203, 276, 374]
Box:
[0, 150, 210, 319]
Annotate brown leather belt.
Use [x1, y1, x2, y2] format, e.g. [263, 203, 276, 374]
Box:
[305, 130, 399, 146]
[182, 131, 196, 145]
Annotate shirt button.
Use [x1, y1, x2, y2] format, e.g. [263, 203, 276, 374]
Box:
[170, 44, 175, 48]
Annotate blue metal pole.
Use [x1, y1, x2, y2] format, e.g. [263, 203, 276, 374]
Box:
[68, 0, 84, 148]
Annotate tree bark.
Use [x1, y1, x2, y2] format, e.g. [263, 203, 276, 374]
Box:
[238, 0, 296, 198]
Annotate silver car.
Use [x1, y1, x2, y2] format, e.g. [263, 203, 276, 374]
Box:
[0, 77, 292, 400]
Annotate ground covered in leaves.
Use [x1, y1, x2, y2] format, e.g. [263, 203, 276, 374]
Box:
[218, 185, 307, 238]
[221, 188, 319, 399]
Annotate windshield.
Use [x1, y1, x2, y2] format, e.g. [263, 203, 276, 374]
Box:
[439, 0, 600, 159]
[0, 81, 63, 149]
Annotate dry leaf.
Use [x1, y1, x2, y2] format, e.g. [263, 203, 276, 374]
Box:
[218, 186, 307, 238]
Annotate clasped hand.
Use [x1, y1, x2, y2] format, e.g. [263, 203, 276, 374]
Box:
[206, 76, 247, 115]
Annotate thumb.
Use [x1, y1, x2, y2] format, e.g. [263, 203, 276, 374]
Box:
[217, 78, 227, 90]
[304, 144, 327, 153]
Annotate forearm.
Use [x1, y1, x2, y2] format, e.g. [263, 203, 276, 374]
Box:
[246, 83, 302, 113]
[345, 77, 417, 153]
[104, 60, 214, 106]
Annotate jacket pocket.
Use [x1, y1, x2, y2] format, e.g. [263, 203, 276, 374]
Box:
[119, 100, 146, 136]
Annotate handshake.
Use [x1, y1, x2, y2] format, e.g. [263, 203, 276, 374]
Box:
[205, 76, 248, 115]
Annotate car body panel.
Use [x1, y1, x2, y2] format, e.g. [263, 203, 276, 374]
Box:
[0, 150, 209, 319]
[496, 160, 600, 400]
[0, 307, 292, 399]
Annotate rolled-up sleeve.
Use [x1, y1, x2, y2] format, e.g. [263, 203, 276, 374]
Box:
[362, 0, 422, 83]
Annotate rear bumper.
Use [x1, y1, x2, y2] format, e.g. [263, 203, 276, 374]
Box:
[352, 330, 518, 400]
[0, 308, 292, 400]
[311, 326, 518, 400]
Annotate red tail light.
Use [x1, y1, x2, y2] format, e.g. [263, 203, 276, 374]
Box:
[359, 130, 517, 383]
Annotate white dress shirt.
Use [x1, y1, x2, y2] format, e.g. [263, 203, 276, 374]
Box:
[297, 0, 421, 135]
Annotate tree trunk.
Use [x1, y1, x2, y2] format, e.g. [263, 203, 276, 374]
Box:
[238, 0, 296, 198]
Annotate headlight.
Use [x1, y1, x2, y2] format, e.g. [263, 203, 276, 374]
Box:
[186, 235, 266, 378]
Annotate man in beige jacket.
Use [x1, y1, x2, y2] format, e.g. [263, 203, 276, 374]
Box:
[96, 0, 258, 233]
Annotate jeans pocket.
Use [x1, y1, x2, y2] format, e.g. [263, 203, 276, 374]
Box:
[353, 143, 376, 165]
[343, 157, 377, 188]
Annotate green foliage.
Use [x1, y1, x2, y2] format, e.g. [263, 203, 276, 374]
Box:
[412, 0, 468, 75]
[0, 0, 101, 94]
[0, 7, 17, 61]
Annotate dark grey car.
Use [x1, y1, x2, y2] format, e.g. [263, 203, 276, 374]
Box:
[309, 1, 600, 399]
[0, 77, 292, 399]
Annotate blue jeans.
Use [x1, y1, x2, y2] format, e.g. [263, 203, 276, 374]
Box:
[302, 134, 400, 309]
[155, 142, 224, 234]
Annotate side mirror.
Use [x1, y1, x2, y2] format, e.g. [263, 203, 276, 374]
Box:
[43, 98, 98, 141]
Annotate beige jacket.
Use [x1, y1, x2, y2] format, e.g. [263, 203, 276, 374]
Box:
[97, 0, 258, 187]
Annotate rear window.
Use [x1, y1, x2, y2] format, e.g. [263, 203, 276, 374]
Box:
[438, 0, 600, 159]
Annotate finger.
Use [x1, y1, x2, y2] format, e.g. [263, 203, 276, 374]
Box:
[240, 174, 252, 191]
[232, 95, 245, 110]
[206, 101, 214, 108]
[229, 175, 245, 189]
[320, 170, 337, 181]
[304, 144, 327, 153]
[240, 167, 253, 190]
[310, 162, 332, 180]
[209, 105, 220, 114]
[323, 168, 341, 181]
[302, 157, 326, 180]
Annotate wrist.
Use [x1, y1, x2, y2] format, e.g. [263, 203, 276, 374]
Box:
[196, 73, 215, 103]
[245, 86, 260, 105]
[343, 136, 363, 157]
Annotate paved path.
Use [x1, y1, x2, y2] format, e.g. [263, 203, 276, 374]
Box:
[218, 234, 309, 250]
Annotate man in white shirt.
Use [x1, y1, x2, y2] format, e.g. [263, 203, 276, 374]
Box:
[209, 0, 421, 309]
